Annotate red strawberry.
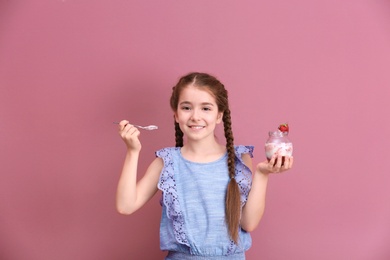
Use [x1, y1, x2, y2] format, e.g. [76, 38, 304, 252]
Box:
[278, 123, 289, 133]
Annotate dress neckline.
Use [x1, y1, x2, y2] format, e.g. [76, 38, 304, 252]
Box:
[178, 148, 227, 164]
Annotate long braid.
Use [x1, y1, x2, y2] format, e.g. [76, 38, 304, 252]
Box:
[223, 108, 241, 244]
[174, 120, 184, 147]
[171, 85, 184, 148]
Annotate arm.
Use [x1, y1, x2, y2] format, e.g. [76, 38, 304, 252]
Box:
[240, 154, 293, 232]
[115, 120, 163, 215]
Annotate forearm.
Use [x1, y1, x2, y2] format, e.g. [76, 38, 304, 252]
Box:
[240, 170, 269, 232]
[240, 154, 293, 232]
[116, 150, 140, 215]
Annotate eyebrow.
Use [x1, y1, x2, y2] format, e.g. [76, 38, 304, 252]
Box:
[179, 101, 215, 106]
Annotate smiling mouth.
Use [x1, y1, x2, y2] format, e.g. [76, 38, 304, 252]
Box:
[188, 125, 205, 129]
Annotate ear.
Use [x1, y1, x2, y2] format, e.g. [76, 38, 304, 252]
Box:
[216, 112, 223, 124]
[174, 112, 179, 123]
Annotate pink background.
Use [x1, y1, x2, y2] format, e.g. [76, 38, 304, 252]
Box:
[1, 1, 390, 259]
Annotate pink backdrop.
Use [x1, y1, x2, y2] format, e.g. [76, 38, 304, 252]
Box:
[1, 1, 390, 259]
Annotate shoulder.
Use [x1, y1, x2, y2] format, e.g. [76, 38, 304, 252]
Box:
[155, 147, 180, 158]
[149, 156, 164, 169]
[241, 153, 252, 169]
[234, 145, 254, 157]
[234, 145, 254, 169]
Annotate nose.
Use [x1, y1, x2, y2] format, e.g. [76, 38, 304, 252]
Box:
[190, 109, 200, 121]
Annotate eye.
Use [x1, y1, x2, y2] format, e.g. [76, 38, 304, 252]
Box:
[181, 106, 191, 111]
[202, 107, 212, 111]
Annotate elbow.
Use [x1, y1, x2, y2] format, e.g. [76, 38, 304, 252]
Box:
[117, 208, 132, 215]
[241, 222, 259, 233]
[241, 211, 265, 232]
[116, 203, 135, 215]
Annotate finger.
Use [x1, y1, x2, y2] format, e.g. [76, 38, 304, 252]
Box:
[126, 126, 141, 138]
[288, 156, 294, 168]
[119, 120, 129, 130]
[120, 123, 134, 138]
[268, 155, 277, 169]
[283, 156, 290, 170]
[129, 126, 140, 135]
[274, 155, 283, 172]
[282, 156, 293, 170]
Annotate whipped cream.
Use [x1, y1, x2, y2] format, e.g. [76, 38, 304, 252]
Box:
[265, 142, 293, 160]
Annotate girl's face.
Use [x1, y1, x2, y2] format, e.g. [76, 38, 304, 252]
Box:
[174, 85, 223, 142]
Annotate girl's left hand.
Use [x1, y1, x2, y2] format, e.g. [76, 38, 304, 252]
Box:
[256, 155, 293, 174]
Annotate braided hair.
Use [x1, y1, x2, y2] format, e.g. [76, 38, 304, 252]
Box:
[170, 72, 241, 243]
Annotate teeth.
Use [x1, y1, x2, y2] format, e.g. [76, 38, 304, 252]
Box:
[190, 126, 204, 129]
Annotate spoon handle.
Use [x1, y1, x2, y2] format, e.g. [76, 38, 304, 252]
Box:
[112, 122, 158, 130]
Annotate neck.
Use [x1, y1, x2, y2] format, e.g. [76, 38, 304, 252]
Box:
[181, 137, 226, 162]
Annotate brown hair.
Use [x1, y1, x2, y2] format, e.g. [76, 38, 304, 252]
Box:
[170, 72, 241, 243]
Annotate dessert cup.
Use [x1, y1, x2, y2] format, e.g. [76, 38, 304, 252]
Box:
[265, 130, 293, 166]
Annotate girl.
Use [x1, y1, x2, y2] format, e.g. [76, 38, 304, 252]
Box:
[116, 72, 293, 259]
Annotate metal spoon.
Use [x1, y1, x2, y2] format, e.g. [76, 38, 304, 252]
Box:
[113, 122, 158, 130]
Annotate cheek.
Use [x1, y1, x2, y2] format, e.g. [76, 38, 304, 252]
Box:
[175, 111, 187, 123]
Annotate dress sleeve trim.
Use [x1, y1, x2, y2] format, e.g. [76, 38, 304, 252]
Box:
[156, 147, 190, 247]
[234, 145, 254, 206]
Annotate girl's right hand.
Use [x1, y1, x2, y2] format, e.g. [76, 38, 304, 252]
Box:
[118, 120, 141, 152]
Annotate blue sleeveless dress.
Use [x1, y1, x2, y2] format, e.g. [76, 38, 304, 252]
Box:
[156, 145, 254, 259]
